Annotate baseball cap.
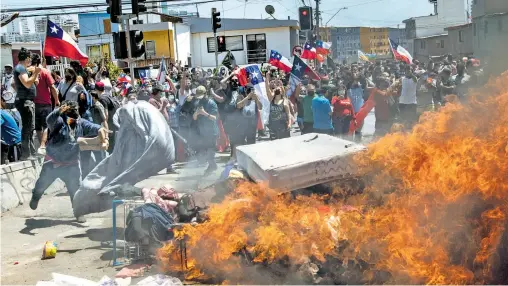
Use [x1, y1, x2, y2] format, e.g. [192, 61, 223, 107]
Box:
[95, 81, 105, 91]
[152, 83, 165, 93]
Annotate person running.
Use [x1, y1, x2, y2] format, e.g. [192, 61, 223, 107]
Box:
[29, 101, 108, 223]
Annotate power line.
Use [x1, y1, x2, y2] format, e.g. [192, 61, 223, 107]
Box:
[3, 0, 219, 13]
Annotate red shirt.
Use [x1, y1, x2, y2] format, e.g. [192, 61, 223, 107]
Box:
[34, 68, 55, 105]
[331, 96, 354, 118]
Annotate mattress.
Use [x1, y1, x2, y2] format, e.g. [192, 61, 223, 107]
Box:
[236, 133, 366, 191]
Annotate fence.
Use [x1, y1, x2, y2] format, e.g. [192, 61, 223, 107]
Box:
[46, 64, 70, 75]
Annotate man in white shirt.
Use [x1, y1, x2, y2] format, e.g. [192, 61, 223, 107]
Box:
[1, 64, 16, 109]
[399, 67, 418, 129]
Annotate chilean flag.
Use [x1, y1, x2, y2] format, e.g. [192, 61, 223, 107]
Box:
[269, 50, 292, 73]
[235, 65, 270, 126]
[286, 55, 320, 97]
[44, 20, 88, 66]
[315, 40, 332, 55]
[301, 42, 317, 60]
[389, 39, 413, 64]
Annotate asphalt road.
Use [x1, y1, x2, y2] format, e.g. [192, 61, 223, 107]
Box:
[0, 111, 376, 285]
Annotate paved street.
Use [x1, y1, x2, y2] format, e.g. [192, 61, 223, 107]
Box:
[0, 111, 375, 285]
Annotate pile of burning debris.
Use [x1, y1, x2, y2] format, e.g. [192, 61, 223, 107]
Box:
[157, 71, 508, 285]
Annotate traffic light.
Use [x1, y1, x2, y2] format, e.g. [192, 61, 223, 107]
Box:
[129, 30, 145, 58]
[298, 6, 313, 31]
[211, 8, 221, 34]
[216, 36, 226, 52]
[106, 0, 122, 24]
[113, 31, 128, 59]
[132, 0, 147, 15]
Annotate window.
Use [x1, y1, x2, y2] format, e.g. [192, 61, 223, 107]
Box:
[436, 39, 444, 48]
[420, 40, 426, 49]
[246, 33, 266, 63]
[459, 30, 464, 42]
[145, 40, 156, 59]
[498, 19, 503, 32]
[440, 39, 445, 48]
[207, 35, 244, 53]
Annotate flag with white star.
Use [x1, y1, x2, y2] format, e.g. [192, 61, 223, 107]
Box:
[286, 56, 320, 97]
[269, 50, 292, 73]
[44, 20, 88, 66]
[301, 41, 317, 60]
[236, 64, 269, 126]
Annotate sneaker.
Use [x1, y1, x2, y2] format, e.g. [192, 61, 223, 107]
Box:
[76, 216, 87, 223]
[166, 168, 178, 174]
[37, 147, 46, 156]
[29, 197, 39, 210]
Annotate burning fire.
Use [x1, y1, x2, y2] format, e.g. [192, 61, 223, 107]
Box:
[158, 72, 508, 284]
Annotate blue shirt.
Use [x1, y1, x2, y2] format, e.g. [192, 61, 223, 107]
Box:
[1, 110, 21, 145]
[348, 87, 364, 113]
[311, 96, 333, 130]
[46, 109, 102, 163]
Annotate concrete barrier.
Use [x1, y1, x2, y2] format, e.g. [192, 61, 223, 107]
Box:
[1, 159, 66, 213]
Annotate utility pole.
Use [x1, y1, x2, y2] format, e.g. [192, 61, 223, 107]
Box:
[315, 0, 320, 41]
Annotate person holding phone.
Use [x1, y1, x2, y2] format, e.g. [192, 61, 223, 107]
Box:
[13, 47, 40, 159]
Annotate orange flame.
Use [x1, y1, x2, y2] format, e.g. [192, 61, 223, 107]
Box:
[158, 72, 508, 284]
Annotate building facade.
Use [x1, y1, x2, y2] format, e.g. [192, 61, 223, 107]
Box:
[360, 27, 390, 55]
[403, 0, 467, 55]
[472, 0, 508, 74]
[332, 27, 361, 63]
[445, 23, 473, 58]
[413, 34, 448, 62]
[77, 13, 119, 62]
[187, 18, 299, 67]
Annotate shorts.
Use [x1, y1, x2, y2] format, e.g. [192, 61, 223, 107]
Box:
[35, 104, 53, 131]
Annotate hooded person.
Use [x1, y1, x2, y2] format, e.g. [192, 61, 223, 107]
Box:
[72, 99, 175, 218]
[29, 100, 108, 223]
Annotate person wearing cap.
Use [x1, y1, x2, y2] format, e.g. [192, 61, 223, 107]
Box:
[191, 85, 219, 175]
[1, 64, 16, 109]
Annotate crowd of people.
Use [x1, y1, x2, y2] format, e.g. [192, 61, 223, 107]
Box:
[0, 46, 485, 221]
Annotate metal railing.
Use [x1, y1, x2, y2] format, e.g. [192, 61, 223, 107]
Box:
[246, 49, 267, 64]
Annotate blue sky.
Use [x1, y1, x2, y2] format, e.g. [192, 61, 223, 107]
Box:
[4, 0, 467, 30]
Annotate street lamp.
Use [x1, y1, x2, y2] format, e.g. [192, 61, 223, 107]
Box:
[325, 7, 347, 26]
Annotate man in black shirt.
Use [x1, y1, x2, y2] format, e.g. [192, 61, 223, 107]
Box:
[13, 47, 40, 159]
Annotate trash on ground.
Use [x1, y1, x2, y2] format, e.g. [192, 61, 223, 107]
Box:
[115, 264, 150, 278]
[36, 273, 180, 286]
[42, 241, 58, 260]
[137, 274, 183, 286]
